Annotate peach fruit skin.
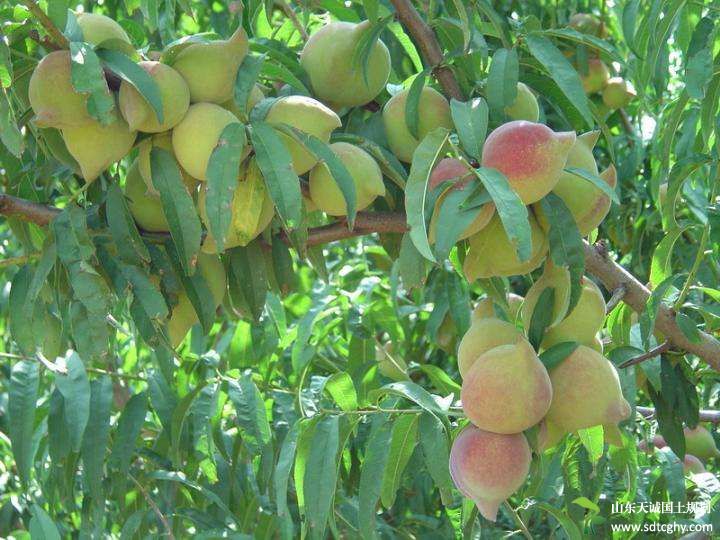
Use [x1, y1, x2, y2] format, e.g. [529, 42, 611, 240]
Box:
[481, 121, 576, 204]
[449, 426, 531, 522]
[472, 293, 524, 323]
[456, 317, 525, 377]
[461, 341, 553, 434]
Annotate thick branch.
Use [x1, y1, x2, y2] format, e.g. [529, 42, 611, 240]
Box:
[389, 0, 464, 100]
[0, 194, 60, 226]
[21, 0, 69, 49]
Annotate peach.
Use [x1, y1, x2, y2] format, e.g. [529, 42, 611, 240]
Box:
[505, 82, 540, 122]
[472, 293, 524, 323]
[542, 277, 606, 349]
[521, 263, 572, 330]
[428, 158, 495, 242]
[457, 317, 526, 377]
[569, 13, 607, 37]
[300, 21, 390, 109]
[137, 132, 198, 195]
[535, 132, 617, 236]
[541, 345, 631, 449]
[602, 77, 635, 109]
[382, 87, 453, 163]
[683, 454, 706, 475]
[580, 59, 609, 94]
[481, 121, 576, 204]
[684, 426, 720, 462]
[124, 159, 169, 232]
[463, 213, 548, 280]
[449, 426, 531, 522]
[76, 12, 131, 47]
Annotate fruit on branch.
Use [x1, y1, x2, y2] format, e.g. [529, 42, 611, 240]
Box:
[170, 27, 249, 104]
[39, 128, 81, 174]
[124, 159, 169, 232]
[375, 342, 409, 381]
[300, 21, 391, 108]
[463, 213, 548, 280]
[172, 103, 242, 181]
[138, 132, 198, 195]
[521, 263, 572, 330]
[568, 13, 607, 38]
[472, 293, 524, 323]
[534, 131, 617, 236]
[28, 51, 94, 128]
[428, 158, 495, 242]
[76, 12, 132, 47]
[198, 158, 275, 252]
[540, 345, 631, 449]
[308, 142, 385, 216]
[602, 77, 635, 109]
[683, 454, 706, 475]
[457, 317, 526, 377]
[167, 253, 227, 348]
[684, 426, 720, 462]
[461, 341, 553, 433]
[449, 426, 531, 522]
[505, 82, 540, 122]
[221, 84, 265, 119]
[481, 121, 576, 204]
[589, 335, 604, 353]
[542, 277, 606, 349]
[382, 87, 454, 163]
[61, 112, 137, 182]
[119, 61, 190, 133]
[264, 95, 342, 174]
[580, 59, 610, 94]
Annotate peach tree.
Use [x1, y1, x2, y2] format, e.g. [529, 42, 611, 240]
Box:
[0, 0, 719, 537]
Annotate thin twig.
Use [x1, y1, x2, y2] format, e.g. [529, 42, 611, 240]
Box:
[0, 254, 40, 268]
[636, 406, 720, 423]
[20, 0, 69, 49]
[128, 473, 176, 539]
[618, 341, 672, 368]
[606, 284, 627, 312]
[277, 0, 309, 41]
[504, 502, 533, 540]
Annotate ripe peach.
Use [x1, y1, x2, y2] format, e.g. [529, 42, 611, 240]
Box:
[449, 426, 531, 522]
[461, 341, 553, 433]
[428, 158, 495, 242]
[521, 263, 572, 330]
[463, 213, 548, 280]
[382, 87, 453, 163]
[124, 160, 169, 233]
[300, 21, 390, 109]
[76, 12, 132, 47]
[457, 317, 526, 377]
[542, 277, 606, 349]
[472, 293, 524, 323]
[541, 345, 631, 449]
[481, 121, 576, 204]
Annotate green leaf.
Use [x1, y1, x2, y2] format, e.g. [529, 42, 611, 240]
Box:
[433, 183, 488, 261]
[69, 42, 115, 124]
[54, 351, 91, 452]
[0, 90, 23, 157]
[275, 422, 299, 540]
[119, 263, 168, 321]
[249, 121, 301, 228]
[450, 98, 488, 160]
[106, 183, 150, 266]
[324, 372, 358, 412]
[649, 226, 692, 288]
[96, 48, 164, 124]
[9, 267, 35, 353]
[205, 122, 246, 252]
[528, 287, 555, 350]
[47, 0, 68, 32]
[418, 413, 454, 491]
[358, 414, 393, 539]
[81, 376, 113, 502]
[525, 34, 593, 126]
[405, 128, 450, 261]
[29, 504, 61, 540]
[109, 392, 147, 474]
[8, 360, 39, 485]
[526, 501, 582, 540]
[564, 167, 619, 204]
[303, 415, 340, 540]
[397, 233, 427, 290]
[170, 381, 208, 467]
[227, 375, 272, 453]
[150, 148, 202, 275]
[233, 54, 266, 120]
[381, 414, 419, 508]
[227, 242, 269, 321]
[473, 167, 531, 261]
[487, 48, 519, 112]
[369, 381, 447, 420]
[539, 341, 579, 371]
[405, 71, 427, 139]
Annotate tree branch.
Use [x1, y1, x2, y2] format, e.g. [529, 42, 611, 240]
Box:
[388, 0, 464, 100]
[0, 193, 60, 226]
[20, 0, 69, 49]
[636, 406, 720, 424]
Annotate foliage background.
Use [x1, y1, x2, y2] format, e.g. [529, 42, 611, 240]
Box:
[0, 0, 719, 538]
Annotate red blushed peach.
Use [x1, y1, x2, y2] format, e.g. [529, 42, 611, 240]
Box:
[481, 120, 576, 204]
[461, 341, 552, 434]
[449, 426, 531, 522]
